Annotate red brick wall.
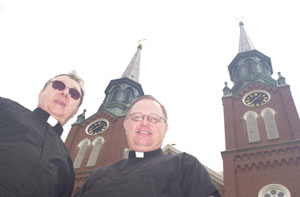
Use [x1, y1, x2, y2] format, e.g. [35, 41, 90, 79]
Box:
[65, 113, 129, 195]
[222, 141, 300, 197]
[222, 82, 300, 196]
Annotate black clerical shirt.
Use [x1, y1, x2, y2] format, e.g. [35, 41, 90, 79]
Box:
[75, 148, 219, 197]
[0, 97, 75, 197]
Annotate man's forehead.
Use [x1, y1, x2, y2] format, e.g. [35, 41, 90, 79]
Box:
[53, 76, 80, 89]
[131, 99, 162, 113]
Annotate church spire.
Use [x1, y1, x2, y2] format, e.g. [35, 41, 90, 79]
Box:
[121, 44, 142, 82]
[227, 21, 276, 96]
[97, 44, 144, 117]
[238, 21, 255, 53]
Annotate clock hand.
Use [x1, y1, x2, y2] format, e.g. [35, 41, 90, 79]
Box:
[251, 94, 261, 103]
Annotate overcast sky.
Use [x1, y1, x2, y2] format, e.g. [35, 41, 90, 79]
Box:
[1, 0, 300, 172]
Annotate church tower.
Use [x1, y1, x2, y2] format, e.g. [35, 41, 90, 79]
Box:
[65, 44, 144, 194]
[221, 22, 300, 197]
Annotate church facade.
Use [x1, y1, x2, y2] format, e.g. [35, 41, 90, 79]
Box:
[65, 44, 145, 194]
[221, 22, 300, 197]
[65, 23, 300, 196]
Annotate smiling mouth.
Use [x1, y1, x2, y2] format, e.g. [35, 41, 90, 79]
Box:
[137, 130, 151, 135]
[55, 100, 66, 107]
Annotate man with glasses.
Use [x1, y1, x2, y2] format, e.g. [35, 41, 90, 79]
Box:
[0, 71, 84, 197]
[75, 95, 221, 197]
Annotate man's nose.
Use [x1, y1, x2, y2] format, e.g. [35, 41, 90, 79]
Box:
[61, 88, 69, 97]
[140, 115, 150, 125]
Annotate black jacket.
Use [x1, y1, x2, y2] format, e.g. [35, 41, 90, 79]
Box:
[0, 97, 75, 197]
[75, 149, 220, 197]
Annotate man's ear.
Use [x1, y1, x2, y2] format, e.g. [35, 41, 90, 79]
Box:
[38, 90, 44, 108]
[163, 123, 168, 137]
[38, 90, 43, 99]
[123, 119, 128, 134]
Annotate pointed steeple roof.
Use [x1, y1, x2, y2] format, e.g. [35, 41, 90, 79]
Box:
[121, 44, 142, 82]
[96, 44, 144, 117]
[228, 21, 276, 95]
[238, 21, 255, 53]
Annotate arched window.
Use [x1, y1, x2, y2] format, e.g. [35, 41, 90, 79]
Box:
[111, 86, 120, 101]
[123, 88, 133, 103]
[258, 184, 291, 197]
[261, 108, 279, 140]
[73, 139, 91, 169]
[243, 111, 260, 143]
[260, 61, 267, 75]
[240, 66, 246, 78]
[233, 66, 240, 82]
[246, 60, 255, 73]
[86, 137, 104, 167]
[236, 68, 240, 81]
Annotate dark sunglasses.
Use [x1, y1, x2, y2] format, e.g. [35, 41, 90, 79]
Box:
[51, 80, 81, 100]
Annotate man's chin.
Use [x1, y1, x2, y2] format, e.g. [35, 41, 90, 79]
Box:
[132, 144, 158, 152]
[48, 109, 66, 119]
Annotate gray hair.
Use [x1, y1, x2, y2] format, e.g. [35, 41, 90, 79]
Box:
[42, 70, 85, 107]
[126, 95, 168, 121]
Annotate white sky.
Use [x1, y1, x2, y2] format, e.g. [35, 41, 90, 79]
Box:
[1, 0, 300, 172]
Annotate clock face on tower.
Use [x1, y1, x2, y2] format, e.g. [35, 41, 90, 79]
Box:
[243, 90, 270, 107]
[86, 119, 109, 135]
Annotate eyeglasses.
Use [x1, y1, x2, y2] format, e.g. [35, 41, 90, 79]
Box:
[51, 80, 81, 100]
[128, 112, 167, 123]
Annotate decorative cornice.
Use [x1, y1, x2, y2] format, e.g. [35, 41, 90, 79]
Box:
[237, 82, 277, 98]
[222, 139, 300, 155]
[232, 145, 300, 173]
[234, 145, 300, 161]
[74, 111, 118, 127]
[231, 76, 277, 97]
[235, 157, 300, 173]
[75, 175, 89, 182]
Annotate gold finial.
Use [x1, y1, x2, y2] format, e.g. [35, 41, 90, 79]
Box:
[138, 39, 146, 43]
[236, 17, 245, 26]
[138, 39, 147, 47]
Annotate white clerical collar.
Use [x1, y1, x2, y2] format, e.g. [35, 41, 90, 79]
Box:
[135, 152, 144, 158]
[47, 116, 58, 127]
[128, 149, 163, 159]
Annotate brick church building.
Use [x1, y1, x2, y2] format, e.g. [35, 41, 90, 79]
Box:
[65, 22, 300, 196]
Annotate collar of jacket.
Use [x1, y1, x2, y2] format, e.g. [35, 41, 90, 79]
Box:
[128, 148, 163, 159]
[33, 108, 63, 137]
